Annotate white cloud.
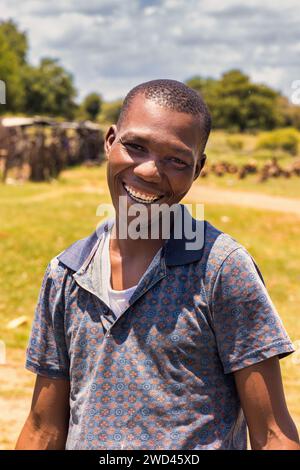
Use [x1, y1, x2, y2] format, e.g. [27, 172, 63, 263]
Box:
[0, 0, 299, 100]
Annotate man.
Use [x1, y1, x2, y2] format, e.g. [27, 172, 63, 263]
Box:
[16, 79, 299, 450]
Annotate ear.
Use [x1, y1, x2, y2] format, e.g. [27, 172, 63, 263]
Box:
[193, 153, 206, 180]
[104, 124, 117, 158]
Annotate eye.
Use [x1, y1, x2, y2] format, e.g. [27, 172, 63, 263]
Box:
[169, 157, 188, 168]
[123, 141, 145, 152]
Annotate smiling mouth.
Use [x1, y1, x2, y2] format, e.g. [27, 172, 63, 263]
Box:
[122, 182, 164, 204]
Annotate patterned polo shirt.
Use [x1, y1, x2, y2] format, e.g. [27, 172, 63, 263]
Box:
[25, 203, 295, 450]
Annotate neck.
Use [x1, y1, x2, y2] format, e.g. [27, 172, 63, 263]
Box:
[109, 216, 166, 260]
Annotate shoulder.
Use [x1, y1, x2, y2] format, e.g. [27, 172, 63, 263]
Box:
[203, 220, 262, 285]
[204, 220, 244, 268]
[43, 230, 99, 290]
[55, 230, 99, 272]
[52, 218, 114, 273]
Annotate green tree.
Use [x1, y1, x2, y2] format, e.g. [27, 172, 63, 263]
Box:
[0, 20, 78, 117]
[81, 92, 102, 121]
[0, 19, 28, 64]
[278, 95, 300, 129]
[23, 58, 77, 118]
[98, 99, 123, 125]
[186, 70, 284, 131]
[0, 29, 25, 112]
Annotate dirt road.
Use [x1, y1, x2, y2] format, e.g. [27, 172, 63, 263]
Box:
[186, 185, 300, 216]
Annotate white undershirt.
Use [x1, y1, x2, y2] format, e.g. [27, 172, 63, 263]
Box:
[102, 228, 138, 319]
[101, 227, 162, 319]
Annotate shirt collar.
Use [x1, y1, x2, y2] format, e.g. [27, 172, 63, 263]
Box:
[57, 203, 207, 271]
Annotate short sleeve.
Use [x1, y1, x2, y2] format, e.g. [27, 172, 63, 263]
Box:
[211, 248, 295, 374]
[25, 262, 70, 379]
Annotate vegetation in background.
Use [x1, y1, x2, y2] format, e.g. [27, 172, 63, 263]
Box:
[186, 70, 300, 131]
[0, 20, 78, 118]
[1, 20, 300, 129]
[196, 130, 300, 198]
[97, 99, 123, 126]
[79, 92, 102, 121]
[256, 128, 299, 156]
[0, 24, 26, 111]
[22, 58, 77, 119]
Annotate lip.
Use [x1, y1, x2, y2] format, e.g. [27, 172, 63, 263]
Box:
[122, 181, 164, 199]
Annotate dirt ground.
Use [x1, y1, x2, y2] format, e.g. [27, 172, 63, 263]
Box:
[0, 349, 35, 450]
[186, 185, 300, 217]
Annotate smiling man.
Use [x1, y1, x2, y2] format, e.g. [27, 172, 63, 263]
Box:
[16, 79, 299, 450]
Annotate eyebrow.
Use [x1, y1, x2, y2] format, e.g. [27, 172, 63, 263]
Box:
[119, 131, 195, 163]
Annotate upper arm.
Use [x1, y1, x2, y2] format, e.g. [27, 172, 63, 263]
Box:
[30, 374, 70, 428]
[17, 261, 71, 449]
[210, 247, 295, 373]
[26, 261, 70, 379]
[234, 356, 299, 450]
[16, 375, 70, 449]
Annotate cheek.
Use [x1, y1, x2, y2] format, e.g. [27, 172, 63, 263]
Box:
[168, 169, 194, 194]
[107, 150, 133, 179]
[112, 147, 134, 168]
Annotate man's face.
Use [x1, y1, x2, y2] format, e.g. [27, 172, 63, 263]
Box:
[105, 94, 206, 218]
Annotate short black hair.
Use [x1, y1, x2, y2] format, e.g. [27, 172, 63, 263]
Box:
[117, 79, 212, 149]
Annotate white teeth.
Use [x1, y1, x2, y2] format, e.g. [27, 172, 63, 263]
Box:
[124, 184, 161, 203]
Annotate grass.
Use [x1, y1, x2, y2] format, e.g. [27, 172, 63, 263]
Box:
[206, 129, 300, 165]
[196, 173, 300, 199]
[197, 130, 300, 198]
[0, 163, 300, 429]
[0, 165, 110, 349]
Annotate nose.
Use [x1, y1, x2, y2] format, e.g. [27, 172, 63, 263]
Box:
[133, 159, 162, 183]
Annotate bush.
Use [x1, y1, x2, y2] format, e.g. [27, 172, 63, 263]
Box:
[226, 136, 244, 150]
[98, 99, 123, 125]
[256, 128, 300, 156]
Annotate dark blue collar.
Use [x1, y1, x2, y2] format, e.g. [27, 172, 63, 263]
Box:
[57, 204, 214, 271]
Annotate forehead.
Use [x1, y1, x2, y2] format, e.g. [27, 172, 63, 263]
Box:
[119, 94, 203, 151]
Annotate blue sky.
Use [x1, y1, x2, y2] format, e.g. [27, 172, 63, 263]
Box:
[1, 0, 299, 101]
